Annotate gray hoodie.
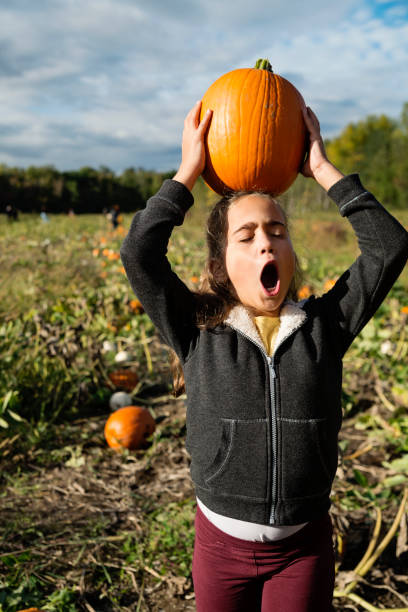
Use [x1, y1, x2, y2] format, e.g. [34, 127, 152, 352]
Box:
[120, 174, 408, 525]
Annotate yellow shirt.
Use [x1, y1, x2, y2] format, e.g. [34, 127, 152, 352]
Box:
[254, 315, 280, 356]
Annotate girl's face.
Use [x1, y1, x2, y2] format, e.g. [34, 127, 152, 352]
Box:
[225, 194, 295, 317]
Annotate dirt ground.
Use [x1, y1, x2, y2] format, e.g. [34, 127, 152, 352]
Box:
[1, 359, 407, 611]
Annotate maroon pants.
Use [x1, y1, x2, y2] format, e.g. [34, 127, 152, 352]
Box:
[192, 505, 335, 612]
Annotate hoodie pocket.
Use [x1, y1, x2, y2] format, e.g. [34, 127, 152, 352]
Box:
[280, 417, 331, 500]
[204, 418, 268, 501]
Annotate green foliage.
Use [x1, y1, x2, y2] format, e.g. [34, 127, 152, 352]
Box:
[145, 500, 196, 577]
[0, 214, 156, 434]
[0, 165, 175, 214]
[0, 572, 77, 612]
[326, 103, 408, 208]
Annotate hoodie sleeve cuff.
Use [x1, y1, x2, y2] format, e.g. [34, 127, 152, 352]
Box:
[327, 174, 373, 217]
[153, 178, 195, 216]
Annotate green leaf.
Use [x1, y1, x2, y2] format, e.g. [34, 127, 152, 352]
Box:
[360, 320, 376, 340]
[1, 390, 14, 413]
[383, 474, 408, 487]
[386, 455, 408, 474]
[353, 469, 369, 487]
[8, 409, 23, 422]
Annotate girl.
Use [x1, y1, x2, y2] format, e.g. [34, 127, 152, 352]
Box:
[120, 102, 408, 611]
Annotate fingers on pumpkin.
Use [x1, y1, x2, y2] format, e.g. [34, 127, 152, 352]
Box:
[303, 106, 320, 135]
[185, 101, 201, 126]
[198, 108, 213, 132]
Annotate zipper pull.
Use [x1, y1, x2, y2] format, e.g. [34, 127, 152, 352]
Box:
[267, 356, 276, 377]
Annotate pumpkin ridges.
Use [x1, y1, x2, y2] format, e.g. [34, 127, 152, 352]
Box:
[255, 68, 271, 188]
[202, 68, 251, 193]
[200, 61, 306, 195]
[261, 69, 271, 186]
[254, 72, 304, 194]
[276, 76, 294, 185]
[257, 72, 281, 191]
[267, 73, 288, 193]
[238, 70, 252, 189]
[243, 68, 262, 188]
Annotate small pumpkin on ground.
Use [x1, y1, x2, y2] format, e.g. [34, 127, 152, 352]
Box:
[104, 406, 156, 450]
[200, 58, 307, 196]
[129, 298, 144, 313]
[108, 369, 139, 391]
[297, 285, 312, 300]
[16, 609, 45, 612]
[323, 278, 337, 292]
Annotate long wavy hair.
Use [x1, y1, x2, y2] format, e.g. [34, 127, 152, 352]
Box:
[169, 191, 303, 396]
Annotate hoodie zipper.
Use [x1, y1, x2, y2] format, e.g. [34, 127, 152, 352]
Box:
[225, 327, 278, 524]
[266, 355, 278, 524]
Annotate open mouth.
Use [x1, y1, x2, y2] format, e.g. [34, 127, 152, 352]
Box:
[260, 261, 280, 296]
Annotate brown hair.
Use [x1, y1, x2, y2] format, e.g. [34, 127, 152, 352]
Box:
[169, 191, 303, 396]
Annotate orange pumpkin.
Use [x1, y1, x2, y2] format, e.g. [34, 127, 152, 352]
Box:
[323, 278, 337, 292]
[200, 59, 307, 196]
[129, 298, 144, 314]
[297, 285, 312, 300]
[108, 369, 139, 391]
[104, 406, 156, 450]
[16, 609, 44, 612]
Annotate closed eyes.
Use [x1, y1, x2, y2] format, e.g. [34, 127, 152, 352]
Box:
[239, 230, 286, 243]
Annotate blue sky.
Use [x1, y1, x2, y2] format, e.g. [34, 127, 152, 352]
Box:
[0, 0, 407, 172]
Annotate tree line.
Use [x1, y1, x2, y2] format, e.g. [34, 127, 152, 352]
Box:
[1, 102, 407, 215]
[326, 101, 408, 208]
[0, 166, 175, 215]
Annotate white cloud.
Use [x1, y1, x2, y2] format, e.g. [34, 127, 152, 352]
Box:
[0, 0, 407, 171]
[385, 5, 408, 18]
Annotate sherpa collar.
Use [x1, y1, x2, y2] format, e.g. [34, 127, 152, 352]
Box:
[225, 301, 307, 356]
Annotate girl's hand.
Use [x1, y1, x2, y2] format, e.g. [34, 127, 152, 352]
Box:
[301, 106, 327, 179]
[301, 105, 344, 191]
[173, 101, 213, 192]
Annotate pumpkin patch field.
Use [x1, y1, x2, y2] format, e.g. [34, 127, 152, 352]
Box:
[0, 182, 407, 612]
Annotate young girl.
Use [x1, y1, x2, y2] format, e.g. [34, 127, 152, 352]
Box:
[120, 102, 408, 611]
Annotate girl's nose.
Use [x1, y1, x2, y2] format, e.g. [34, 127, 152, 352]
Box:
[259, 234, 275, 254]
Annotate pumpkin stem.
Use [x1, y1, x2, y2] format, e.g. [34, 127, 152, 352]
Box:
[255, 58, 273, 72]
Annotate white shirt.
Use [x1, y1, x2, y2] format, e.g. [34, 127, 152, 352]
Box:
[197, 497, 307, 542]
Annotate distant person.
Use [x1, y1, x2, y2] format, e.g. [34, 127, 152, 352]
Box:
[5, 205, 18, 221]
[120, 101, 408, 611]
[40, 206, 49, 223]
[110, 204, 121, 229]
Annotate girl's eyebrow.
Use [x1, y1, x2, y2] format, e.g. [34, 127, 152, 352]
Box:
[232, 220, 286, 235]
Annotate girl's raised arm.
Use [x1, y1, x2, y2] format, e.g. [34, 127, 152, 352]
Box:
[300, 106, 408, 355]
[301, 105, 344, 191]
[120, 103, 212, 361]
